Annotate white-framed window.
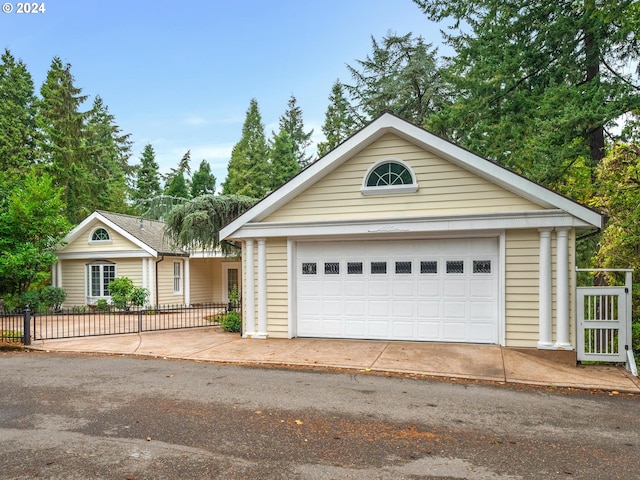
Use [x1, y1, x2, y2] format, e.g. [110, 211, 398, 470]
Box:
[361, 159, 418, 196]
[173, 261, 182, 294]
[86, 261, 116, 298]
[89, 227, 111, 243]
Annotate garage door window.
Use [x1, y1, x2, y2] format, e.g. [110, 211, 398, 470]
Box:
[446, 260, 464, 274]
[302, 263, 317, 275]
[371, 262, 387, 274]
[395, 261, 412, 274]
[325, 262, 340, 274]
[348, 262, 363, 274]
[420, 261, 438, 274]
[473, 260, 492, 273]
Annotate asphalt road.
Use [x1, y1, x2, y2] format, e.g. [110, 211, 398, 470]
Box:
[0, 351, 638, 479]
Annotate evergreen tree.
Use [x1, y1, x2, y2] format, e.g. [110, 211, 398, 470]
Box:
[133, 143, 162, 204]
[164, 170, 189, 199]
[413, 0, 640, 184]
[222, 98, 270, 198]
[164, 150, 192, 197]
[345, 32, 447, 127]
[317, 80, 357, 157]
[278, 95, 314, 168]
[37, 57, 91, 223]
[191, 159, 216, 197]
[0, 49, 38, 179]
[84, 96, 133, 213]
[269, 128, 299, 190]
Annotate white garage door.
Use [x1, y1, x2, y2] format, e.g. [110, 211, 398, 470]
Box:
[296, 238, 499, 343]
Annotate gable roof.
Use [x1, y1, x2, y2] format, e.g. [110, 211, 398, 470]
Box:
[59, 211, 187, 257]
[220, 112, 602, 240]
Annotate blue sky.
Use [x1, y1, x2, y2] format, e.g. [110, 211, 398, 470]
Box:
[0, 0, 446, 186]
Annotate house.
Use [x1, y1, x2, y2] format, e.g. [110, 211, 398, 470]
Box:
[54, 211, 241, 308]
[220, 113, 603, 361]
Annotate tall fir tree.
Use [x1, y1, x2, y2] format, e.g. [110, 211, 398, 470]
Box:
[0, 49, 38, 179]
[37, 57, 91, 223]
[278, 94, 314, 168]
[191, 159, 216, 197]
[84, 96, 134, 213]
[222, 98, 271, 198]
[414, 0, 640, 184]
[164, 150, 191, 198]
[345, 32, 447, 127]
[133, 143, 162, 204]
[269, 129, 299, 190]
[317, 80, 357, 157]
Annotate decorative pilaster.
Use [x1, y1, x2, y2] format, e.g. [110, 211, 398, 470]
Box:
[555, 228, 571, 349]
[184, 258, 191, 306]
[538, 228, 553, 348]
[255, 238, 268, 338]
[244, 240, 256, 337]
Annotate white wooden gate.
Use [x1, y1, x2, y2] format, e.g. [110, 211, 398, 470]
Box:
[576, 269, 633, 363]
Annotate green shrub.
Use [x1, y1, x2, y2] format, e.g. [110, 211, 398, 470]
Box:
[108, 277, 149, 310]
[20, 291, 40, 311]
[219, 311, 242, 333]
[632, 321, 640, 360]
[95, 299, 110, 311]
[41, 286, 67, 312]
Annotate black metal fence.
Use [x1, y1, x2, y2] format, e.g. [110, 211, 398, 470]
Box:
[0, 303, 238, 344]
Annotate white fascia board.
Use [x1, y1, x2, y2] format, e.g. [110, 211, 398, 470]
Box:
[225, 210, 593, 240]
[58, 212, 158, 257]
[56, 250, 154, 260]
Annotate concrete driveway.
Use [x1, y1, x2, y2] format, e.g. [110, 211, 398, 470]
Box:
[30, 326, 640, 393]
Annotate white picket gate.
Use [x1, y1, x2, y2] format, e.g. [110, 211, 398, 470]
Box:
[576, 269, 633, 367]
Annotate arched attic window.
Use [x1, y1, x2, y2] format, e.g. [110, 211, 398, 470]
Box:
[361, 159, 418, 196]
[90, 227, 111, 242]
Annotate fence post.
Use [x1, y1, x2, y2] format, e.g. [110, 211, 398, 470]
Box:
[138, 309, 143, 333]
[23, 308, 31, 346]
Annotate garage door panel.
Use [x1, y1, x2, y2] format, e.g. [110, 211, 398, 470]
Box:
[418, 300, 440, 318]
[392, 321, 414, 338]
[368, 280, 391, 296]
[417, 321, 441, 340]
[369, 300, 390, 316]
[392, 300, 415, 317]
[367, 320, 389, 337]
[443, 280, 466, 297]
[443, 321, 466, 341]
[393, 280, 415, 297]
[444, 301, 466, 319]
[296, 238, 498, 343]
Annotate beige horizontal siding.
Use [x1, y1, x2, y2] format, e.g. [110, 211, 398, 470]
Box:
[266, 238, 288, 338]
[189, 258, 222, 303]
[60, 260, 86, 307]
[504, 229, 540, 347]
[157, 257, 185, 306]
[264, 133, 542, 223]
[61, 220, 140, 253]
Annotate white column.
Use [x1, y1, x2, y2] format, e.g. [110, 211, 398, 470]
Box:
[148, 259, 156, 307]
[256, 238, 268, 338]
[244, 240, 256, 337]
[538, 228, 553, 348]
[53, 261, 62, 288]
[555, 228, 571, 349]
[184, 258, 191, 306]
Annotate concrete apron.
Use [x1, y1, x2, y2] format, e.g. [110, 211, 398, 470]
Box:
[29, 327, 640, 394]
